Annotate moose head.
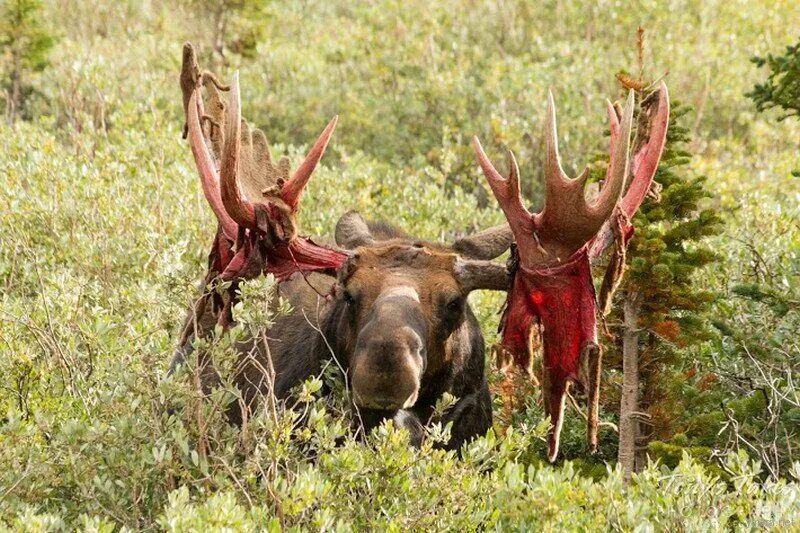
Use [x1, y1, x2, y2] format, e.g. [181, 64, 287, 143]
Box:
[330, 213, 509, 411]
[178, 42, 669, 458]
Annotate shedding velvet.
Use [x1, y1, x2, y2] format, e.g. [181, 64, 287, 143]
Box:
[499, 248, 598, 461]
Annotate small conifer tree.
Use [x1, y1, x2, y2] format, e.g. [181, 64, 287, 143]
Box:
[0, 0, 54, 124]
[747, 37, 800, 121]
[601, 33, 723, 475]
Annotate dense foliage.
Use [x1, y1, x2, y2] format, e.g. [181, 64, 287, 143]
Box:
[0, 0, 798, 529]
[748, 37, 800, 122]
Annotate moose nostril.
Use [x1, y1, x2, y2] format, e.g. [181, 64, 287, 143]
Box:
[368, 340, 406, 368]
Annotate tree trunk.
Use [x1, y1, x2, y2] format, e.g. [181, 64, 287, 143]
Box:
[6, 45, 22, 125]
[211, 0, 227, 71]
[618, 291, 641, 482]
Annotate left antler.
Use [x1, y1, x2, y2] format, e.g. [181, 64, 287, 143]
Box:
[473, 83, 669, 461]
[179, 43, 348, 340]
[218, 72, 339, 230]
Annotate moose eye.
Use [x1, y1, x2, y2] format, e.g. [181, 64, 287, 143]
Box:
[445, 297, 464, 314]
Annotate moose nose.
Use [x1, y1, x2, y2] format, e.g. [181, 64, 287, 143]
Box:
[351, 329, 424, 410]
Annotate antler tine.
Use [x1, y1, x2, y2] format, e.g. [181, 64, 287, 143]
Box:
[621, 82, 670, 218]
[281, 115, 339, 211]
[588, 90, 634, 222]
[505, 150, 524, 216]
[219, 71, 258, 229]
[186, 88, 238, 241]
[544, 90, 572, 191]
[606, 99, 621, 155]
[471, 136, 532, 235]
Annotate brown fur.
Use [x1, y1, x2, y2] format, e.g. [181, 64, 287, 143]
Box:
[172, 215, 497, 450]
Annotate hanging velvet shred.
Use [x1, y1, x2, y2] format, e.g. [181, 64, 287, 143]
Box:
[499, 247, 599, 460]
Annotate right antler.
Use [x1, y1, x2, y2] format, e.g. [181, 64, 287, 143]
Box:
[472, 84, 669, 462]
[473, 90, 634, 268]
[181, 42, 347, 279]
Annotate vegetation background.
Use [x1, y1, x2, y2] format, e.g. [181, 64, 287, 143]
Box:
[0, 0, 798, 530]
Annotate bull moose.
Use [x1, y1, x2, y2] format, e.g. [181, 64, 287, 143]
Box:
[172, 44, 512, 450]
[173, 43, 668, 458]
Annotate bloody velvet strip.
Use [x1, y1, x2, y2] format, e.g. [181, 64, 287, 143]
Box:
[213, 230, 348, 283]
[501, 249, 596, 377]
[499, 248, 598, 461]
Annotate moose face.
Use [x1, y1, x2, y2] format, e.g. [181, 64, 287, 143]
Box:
[334, 244, 468, 410]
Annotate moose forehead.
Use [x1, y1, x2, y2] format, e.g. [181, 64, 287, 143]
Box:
[343, 243, 462, 294]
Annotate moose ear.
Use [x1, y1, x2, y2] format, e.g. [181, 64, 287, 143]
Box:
[452, 224, 514, 260]
[335, 211, 375, 249]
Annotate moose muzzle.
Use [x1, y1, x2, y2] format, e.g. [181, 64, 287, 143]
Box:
[350, 288, 427, 410]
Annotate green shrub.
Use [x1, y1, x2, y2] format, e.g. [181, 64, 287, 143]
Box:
[1, 0, 799, 529]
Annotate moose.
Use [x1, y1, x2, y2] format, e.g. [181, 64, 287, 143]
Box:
[173, 43, 668, 459]
[173, 44, 512, 449]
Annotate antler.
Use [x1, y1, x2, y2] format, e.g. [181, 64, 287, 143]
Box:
[180, 42, 347, 284]
[217, 72, 338, 230]
[589, 82, 670, 259]
[473, 90, 635, 269]
[473, 86, 668, 463]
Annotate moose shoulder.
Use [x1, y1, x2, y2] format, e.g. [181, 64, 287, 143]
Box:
[174, 211, 511, 450]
